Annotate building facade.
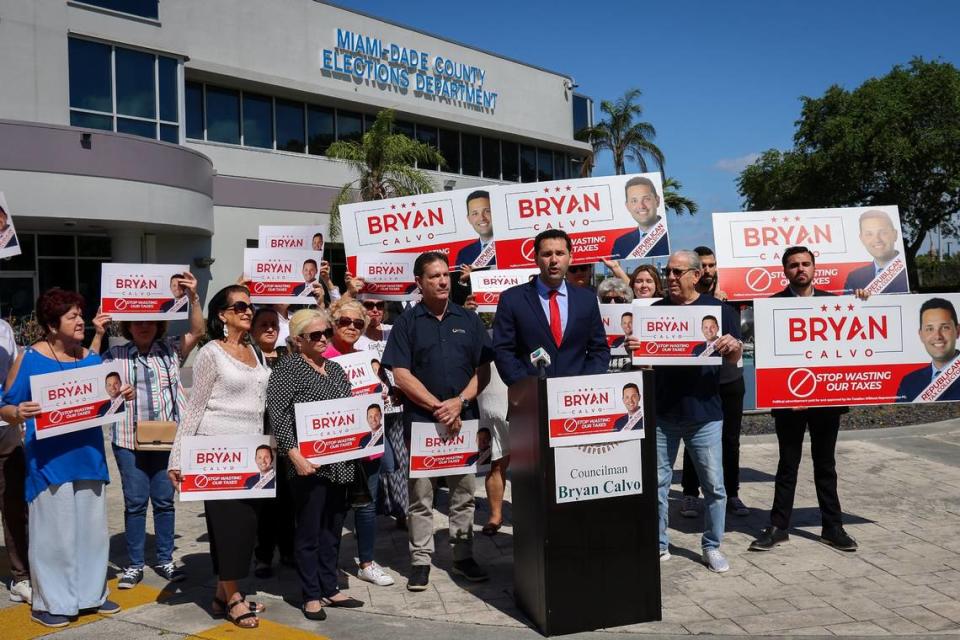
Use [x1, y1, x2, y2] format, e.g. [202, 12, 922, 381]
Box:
[0, 0, 592, 320]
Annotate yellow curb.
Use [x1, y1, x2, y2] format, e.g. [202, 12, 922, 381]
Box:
[186, 618, 331, 639]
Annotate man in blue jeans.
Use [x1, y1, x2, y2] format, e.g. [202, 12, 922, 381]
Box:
[627, 250, 742, 572]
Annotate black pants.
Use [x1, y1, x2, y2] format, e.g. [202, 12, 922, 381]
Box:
[770, 409, 843, 532]
[682, 377, 745, 498]
[204, 498, 261, 581]
[255, 458, 295, 564]
[0, 445, 29, 583]
[293, 475, 348, 601]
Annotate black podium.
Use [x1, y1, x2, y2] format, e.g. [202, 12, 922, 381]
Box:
[509, 370, 661, 636]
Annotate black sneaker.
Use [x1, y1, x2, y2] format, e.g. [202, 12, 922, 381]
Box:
[407, 565, 430, 591]
[451, 558, 489, 582]
[153, 562, 186, 583]
[821, 527, 858, 552]
[117, 566, 144, 589]
[748, 526, 789, 551]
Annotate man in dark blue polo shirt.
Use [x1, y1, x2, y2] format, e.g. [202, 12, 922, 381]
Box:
[627, 249, 742, 574]
[382, 251, 494, 592]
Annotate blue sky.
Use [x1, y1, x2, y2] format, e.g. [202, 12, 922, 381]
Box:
[337, 0, 960, 255]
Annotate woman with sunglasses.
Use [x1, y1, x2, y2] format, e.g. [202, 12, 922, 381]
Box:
[167, 286, 271, 629]
[597, 278, 634, 304]
[266, 309, 364, 620]
[322, 299, 395, 587]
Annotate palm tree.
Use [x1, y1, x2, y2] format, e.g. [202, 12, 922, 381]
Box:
[326, 109, 445, 236]
[579, 88, 665, 176]
[662, 176, 698, 216]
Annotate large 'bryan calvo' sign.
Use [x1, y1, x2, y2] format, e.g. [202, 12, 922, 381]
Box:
[294, 393, 385, 465]
[179, 435, 277, 501]
[712, 205, 910, 301]
[546, 372, 645, 447]
[754, 293, 960, 408]
[630, 303, 725, 366]
[242, 248, 324, 304]
[30, 363, 127, 439]
[100, 263, 191, 320]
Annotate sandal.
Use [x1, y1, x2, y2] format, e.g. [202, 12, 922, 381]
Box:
[212, 595, 265, 616]
[481, 522, 502, 536]
[226, 597, 258, 629]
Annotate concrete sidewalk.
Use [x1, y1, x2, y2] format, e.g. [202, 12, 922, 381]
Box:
[2, 417, 960, 639]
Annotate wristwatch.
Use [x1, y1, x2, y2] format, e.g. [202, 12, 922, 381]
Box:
[459, 394, 470, 409]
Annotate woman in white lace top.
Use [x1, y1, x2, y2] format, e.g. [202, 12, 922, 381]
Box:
[167, 285, 270, 629]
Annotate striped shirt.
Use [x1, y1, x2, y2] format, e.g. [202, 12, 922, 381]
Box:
[103, 337, 186, 450]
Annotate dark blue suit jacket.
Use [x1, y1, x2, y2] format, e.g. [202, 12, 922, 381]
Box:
[897, 359, 960, 402]
[611, 227, 670, 259]
[492, 280, 610, 387]
[455, 238, 496, 267]
[843, 261, 909, 293]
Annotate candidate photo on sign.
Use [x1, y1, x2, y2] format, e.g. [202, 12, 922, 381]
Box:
[0, 202, 18, 250]
[897, 297, 960, 402]
[160, 273, 190, 312]
[97, 371, 126, 416]
[312, 232, 324, 253]
[612, 176, 669, 259]
[360, 403, 384, 448]
[613, 383, 643, 432]
[611, 312, 633, 348]
[844, 209, 908, 293]
[244, 445, 276, 489]
[692, 315, 722, 358]
[456, 190, 495, 268]
[292, 259, 319, 296]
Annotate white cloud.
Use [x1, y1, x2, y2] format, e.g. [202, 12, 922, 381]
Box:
[713, 152, 761, 173]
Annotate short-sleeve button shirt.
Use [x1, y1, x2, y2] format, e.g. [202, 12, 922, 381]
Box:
[382, 301, 494, 424]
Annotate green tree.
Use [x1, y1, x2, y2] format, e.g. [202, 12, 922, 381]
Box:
[326, 109, 445, 236]
[578, 88, 665, 176]
[738, 58, 960, 286]
[662, 176, 698, 217]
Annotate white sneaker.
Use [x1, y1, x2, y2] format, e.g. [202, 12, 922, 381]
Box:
[680, 495, 700, 518]
[702, 548, 730, 573]
[357, 561, 395, 586]
[9, 579, 32, 604]
[659, 549, 671, 562]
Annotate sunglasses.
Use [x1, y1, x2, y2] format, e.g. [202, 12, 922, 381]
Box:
[223, 301, 254, 314]
[362, 301, 386, 310]
[568, 265, 592, 273]
[303, 328, 334, 342]
[336, 317, 365, 330]
[663, 267, 696, 278]
[601, 296, 627, 304]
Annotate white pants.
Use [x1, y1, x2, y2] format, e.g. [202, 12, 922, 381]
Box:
[29, 481, 109, 615]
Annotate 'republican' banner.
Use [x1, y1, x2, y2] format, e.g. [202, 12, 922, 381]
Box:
[330, 350, 384, 396]
[554, 440, 643, 504]
[492, 173, 670, 268]
[469, 268, 539, 313]
[30, 363, 126, 439]
[754, 293, 960, 408]
[713, 205, 910, 301]
[258, 225, 329, 255]
[600, 300, 658, 356]
[409, 420, 481, 478]
[630, 303, 725, 365]
[546, 372, 645, 447]
[242, 248, 323, 304]
[100, 263, 191, 320]
[354, 252, 419, 300]
[340, 187, 496, 277]
[294, 394, 385, 465]
[179, 434, 277, 501]
[0, 191, 22, 260]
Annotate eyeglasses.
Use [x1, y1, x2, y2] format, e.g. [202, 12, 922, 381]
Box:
[663, 267, 696, 278]
[568, 265, 592, 273]
[362, 301, 385, 310]
[223, 301, 254, 314]
[303, 328, 334, 342]
[601, 296, 627, 304]
[336, 317, 365, 330]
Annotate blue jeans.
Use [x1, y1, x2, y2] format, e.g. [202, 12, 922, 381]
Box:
[112, 445, 175, 567]
[656, 418, 726, 551]
[355, 458, 381, 564]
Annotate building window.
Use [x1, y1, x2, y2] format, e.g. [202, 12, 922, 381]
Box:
[205, 86, 241, 144]
[185, 82, 204, 140]
[307, 105, 335, 155]
[242, 93, 273, 149]
[276, 99, 305, 152]
[72, 0, 159, 20]
[501, 140, 519, 182]
[482, 137, 500, 180]
[520, 145, 538, 182]
[438, 129, 460, 174]
[67, 37, 180, 142]
[415, 125, 439, 171]
[337, 110, 363, 142]
[573, 93, 593, 137]
[554, 152, 568, 180]
[537, 148, 554, 181]
[461, 134, 481, 177]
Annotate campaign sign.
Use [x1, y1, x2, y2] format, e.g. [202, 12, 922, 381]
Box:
[469, 268, 539, 313]
[258, 224, 328, 254]
[179, 434, 277, 501]
[30, 363, 127, 439]
[330, 350, 383, 396]
[354, 252, 419, 300]
[546, 372, 645, 447]
[713, 206, 910, 301]
[754, 293, 960, 408]
[630, 303, 724, 365]
[294, 393, 385, 465]
[243, 248, 323, 304]
[600, 303, 657, 356]
[554, 440, 643, 504]
[100, 263, 191, 320]
[0, 191, 21, 259]
[361, 340, 401, 415]
[492, 173, 669, 268]
[409, 420, 481, 478]
[340, 186, 495, 276]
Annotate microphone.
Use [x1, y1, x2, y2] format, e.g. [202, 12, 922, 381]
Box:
[529, 347, 552, 379]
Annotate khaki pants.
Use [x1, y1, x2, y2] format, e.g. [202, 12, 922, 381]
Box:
[408, 474, 475, 566]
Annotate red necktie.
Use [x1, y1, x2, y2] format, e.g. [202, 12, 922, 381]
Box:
[549, 289, 562, 346]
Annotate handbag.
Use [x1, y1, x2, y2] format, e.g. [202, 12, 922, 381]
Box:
[134, 420, 177, 451]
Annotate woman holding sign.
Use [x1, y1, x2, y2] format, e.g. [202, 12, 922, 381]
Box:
[167, 285, 271, 629]
[266, 308, 365, 620]
[1, 288, 132, 628]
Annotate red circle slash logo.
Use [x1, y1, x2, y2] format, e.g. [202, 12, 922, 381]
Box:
[745, 268, 773, 293]
[194, 475, 209, 489]
[563, 418, 579, 433]
[48, 410, 64, 425]
[312, 440, 327, 454]
[787, 368, 817, 398]
[520, 238, 536, 263]
[423, 456, 436, 469]
[644, 342, 660, 354]
[252, 282, 267, 294]
[114, 298, 128, 311]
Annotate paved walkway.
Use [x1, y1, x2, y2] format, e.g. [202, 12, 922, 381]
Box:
[2, 417, 960, 638]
